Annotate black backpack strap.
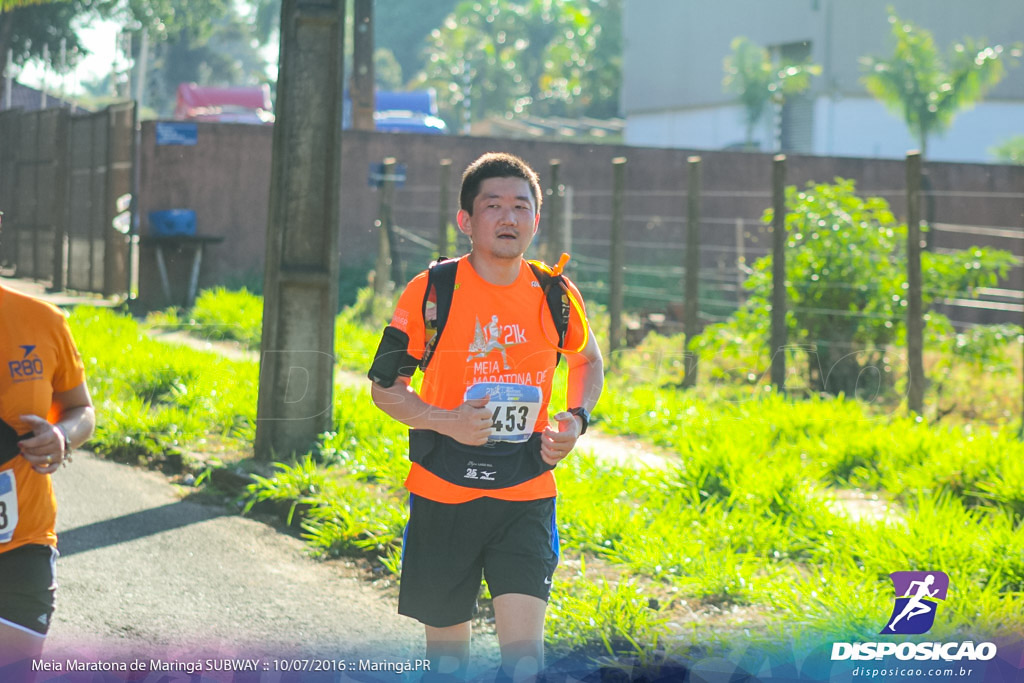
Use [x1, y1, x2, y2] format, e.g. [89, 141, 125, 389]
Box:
[528, 262, 571, 366]
[420, 257, 459, 370]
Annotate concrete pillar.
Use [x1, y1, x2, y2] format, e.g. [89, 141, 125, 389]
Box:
[255, 0, 345, 460]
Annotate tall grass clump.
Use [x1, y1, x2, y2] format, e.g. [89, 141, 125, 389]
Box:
[189, 287, 263, 347]
[146, 287, 264, 349]
[241, 385, 409, 560]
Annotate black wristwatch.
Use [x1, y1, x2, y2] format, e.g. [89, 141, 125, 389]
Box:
[568, 407, 591, 435]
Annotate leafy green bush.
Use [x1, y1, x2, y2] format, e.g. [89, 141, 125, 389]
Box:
[706, 179, 1015, 397]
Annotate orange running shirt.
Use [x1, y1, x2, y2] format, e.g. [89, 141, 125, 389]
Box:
[390, 256, 588, 503]
[0, 285, 87, 552]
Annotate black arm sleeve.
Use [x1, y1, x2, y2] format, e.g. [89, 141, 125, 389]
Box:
[367, 325, 420, 388]
[0, 419, 31, 468]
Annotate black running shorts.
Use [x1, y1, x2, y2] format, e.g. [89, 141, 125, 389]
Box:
[398, 496, 559, 628]
[0, 544, 58, 636]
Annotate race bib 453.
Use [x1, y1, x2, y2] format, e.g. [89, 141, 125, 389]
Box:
[465, 382, 543, 443]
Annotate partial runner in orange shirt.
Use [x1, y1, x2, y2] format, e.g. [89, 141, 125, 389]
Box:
[0, 212, 96, 670]
[368, 153, 604, 682]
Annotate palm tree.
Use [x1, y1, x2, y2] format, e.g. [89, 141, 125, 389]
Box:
[991, 135, 1024, 165]
[722, 36, 820, 151]
[860, 9, 1019, 159]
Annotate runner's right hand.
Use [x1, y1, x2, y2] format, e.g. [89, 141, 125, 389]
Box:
[442, 397, 492, 446]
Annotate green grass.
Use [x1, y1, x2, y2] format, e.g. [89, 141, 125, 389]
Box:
[74, 287, 1024, 660]
[145, 285, 388, 375]
[234, 383, 1024, 655]
[72, 307, 258, 465]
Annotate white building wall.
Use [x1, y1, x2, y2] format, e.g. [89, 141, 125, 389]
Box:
[625, 104, 756, 151]
[817, 98, 1024, 162]
[813, 98, 916, 159]
[628, 99, 1024, 163]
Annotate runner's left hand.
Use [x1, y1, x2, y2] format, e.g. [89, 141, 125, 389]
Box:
[540, 411, 581, 466]
[18, 414, 65, 474]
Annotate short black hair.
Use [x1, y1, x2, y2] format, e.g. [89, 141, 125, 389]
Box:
[460, 152, 543, 215]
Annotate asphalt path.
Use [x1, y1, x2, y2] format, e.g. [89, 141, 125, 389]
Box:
[39, 451, 505, 674]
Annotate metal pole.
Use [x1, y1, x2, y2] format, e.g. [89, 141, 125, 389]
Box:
[134, 28, 149, 112]
[682, 155, 701, 389]
[906, 151, 925, 415]
[770, 154, 788, 392]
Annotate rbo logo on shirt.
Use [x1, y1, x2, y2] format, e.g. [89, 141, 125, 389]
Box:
[8, 344, 45, 383]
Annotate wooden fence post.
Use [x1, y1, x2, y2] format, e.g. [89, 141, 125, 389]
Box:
[546, 159, 562, 263]
[735, 218, 747, 306]
[437, 158, 451, 258]
[51, 109, 70, 292]
[770, 154, 788, 392]
[608, 157, 627, 363]
[374, 156, 397, 296]
[683, 155, 701, 388]
[906, 151, 925, 415]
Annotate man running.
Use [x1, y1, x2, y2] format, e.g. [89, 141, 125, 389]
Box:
[368, 152, 604, 682]
[0, 210, 96, 670]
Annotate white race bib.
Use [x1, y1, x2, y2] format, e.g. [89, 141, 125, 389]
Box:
[0, 470, 19, 544]
[465, 382, 543, 443]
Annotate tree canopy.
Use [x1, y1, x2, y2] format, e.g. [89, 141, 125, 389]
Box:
[860, 9, 1020, 158]
[4, 0, 625, 124]
[0, 1, 86, 92]
[131, 1, 268, 114]
[375, 0, 459, 85]
[2, 0, 275, 116]
[413, 0, 621, 129]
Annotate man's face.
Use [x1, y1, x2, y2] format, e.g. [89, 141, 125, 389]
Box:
[457, 177, 539, 261]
